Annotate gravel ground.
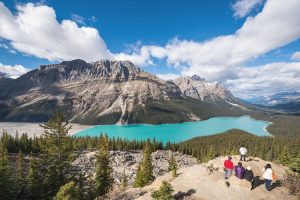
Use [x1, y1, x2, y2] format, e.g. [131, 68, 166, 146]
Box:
[0, 122, 93, 137]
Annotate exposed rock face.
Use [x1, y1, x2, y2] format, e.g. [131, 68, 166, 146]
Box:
[72, 150, 198, 185]
[174, 75, 239, 104]
[0, 60, 185, 124]
[0, 59, 247, 124]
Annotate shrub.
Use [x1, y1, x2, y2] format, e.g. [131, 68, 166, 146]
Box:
[151, 181, 174, 200]
[283, 172, 300, 197]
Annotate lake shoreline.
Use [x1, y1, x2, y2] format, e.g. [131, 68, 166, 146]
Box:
[74, 115, 271, 143]
[0, 115, 272, 139]
[0, 122, 93, 137]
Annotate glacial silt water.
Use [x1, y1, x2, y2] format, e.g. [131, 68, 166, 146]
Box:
[74, 115, 270, 143]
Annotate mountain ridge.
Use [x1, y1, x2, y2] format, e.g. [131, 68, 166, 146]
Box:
[0, 59, 248, 124]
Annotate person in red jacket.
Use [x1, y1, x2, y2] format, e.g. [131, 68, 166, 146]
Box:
[224, 156, 234, 179]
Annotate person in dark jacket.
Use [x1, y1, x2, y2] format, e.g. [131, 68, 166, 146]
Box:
[235, 162, 245, 179]
[244, 166, 255, 190]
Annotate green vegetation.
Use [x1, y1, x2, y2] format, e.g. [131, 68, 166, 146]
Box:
[121, 167, 128, 191]
[176, 129, 300, 163]
[27, 156, 42, 200]
[16, 151, 26, 199]
[39, 111, 74, 198]
[54, 181, 81, 200]
[168, 154, 178, 178]
[0, 142, 15, 200]
[151, 181, 174, 200]
[133, 140, 155, 187]
[251, 113, 300, 137]
[129, 98, 245, 124]
[1, 110, 300, 199]
[94, 134, 114, 197]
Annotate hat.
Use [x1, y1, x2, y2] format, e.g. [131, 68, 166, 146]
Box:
[228, 156, 232, 160]
[247, 166, 251, 170]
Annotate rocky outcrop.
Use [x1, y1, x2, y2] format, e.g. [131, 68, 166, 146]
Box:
[174, 75, 239, 104]
[0, 59, 247, 124]
[0, 60, 184, 123]
[72, 150, 198, 185]
[117, 156, 296, 200]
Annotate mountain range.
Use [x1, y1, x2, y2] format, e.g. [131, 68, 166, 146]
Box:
[248, 92, 300, 114]
[0, 59, 248, 124]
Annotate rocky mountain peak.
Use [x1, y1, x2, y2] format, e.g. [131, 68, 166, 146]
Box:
[191, 74, 205, 81]
[19, 59, 145, 86]
[0, 71, 7, 79]
[174, 75, 239, 104]
[0, 59, 245, 124]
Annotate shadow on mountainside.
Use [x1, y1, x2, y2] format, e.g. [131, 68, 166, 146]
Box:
[173, 189, 196, 200]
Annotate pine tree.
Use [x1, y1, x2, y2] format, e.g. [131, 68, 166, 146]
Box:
[39, 111, 73, 198]
[28, 155, 42, 200]
[95, 134, 114, 197]
[168, 153, 178, 178]
[205, 145, 216, 162]
[121, 167, 128, 191]
[151, 181, 174, 200]
[54, 181, 81, 200]
[278, 146, 291, 165]
[266, 149, 274, 161]
[77, 173, 85, 200]
[0, 142, 15, 200]
[289, 154, 300, 173]
[133, 140, 155, 187]
[16, 151, 27, 199]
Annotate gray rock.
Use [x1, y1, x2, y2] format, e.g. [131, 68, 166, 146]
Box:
[72, 150, 198, 186]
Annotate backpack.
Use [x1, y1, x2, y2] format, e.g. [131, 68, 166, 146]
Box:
[272, 172, 277, 180]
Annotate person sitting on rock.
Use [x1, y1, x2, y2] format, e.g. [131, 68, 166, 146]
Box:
[235, 162, 245, 179]
[244, 166, 255, 190]
[224, 156, 234, 179]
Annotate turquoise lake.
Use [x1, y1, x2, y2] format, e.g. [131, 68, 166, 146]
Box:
[74, 115, 271, 143]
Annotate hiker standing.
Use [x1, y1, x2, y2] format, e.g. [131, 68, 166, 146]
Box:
[239, 146, 247, 161]
[235, 162, 246, 179]
[224, 156, 234, 179]
[244, 166, 255, 190]
[263, 164, 274, 192]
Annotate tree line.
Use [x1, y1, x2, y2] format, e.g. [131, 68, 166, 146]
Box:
[0, 112, 299, 199]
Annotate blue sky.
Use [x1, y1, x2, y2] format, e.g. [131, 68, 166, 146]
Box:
[0, 0, 300, 98]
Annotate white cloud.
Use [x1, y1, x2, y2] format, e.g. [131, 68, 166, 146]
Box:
[0, 2, 112, 62]
[232, 0, 264, 18]
[290, 52, 300, 60]
[1, 1, 300, 98]
[71, 14, 86, 25]
[156, 73, 180, 81]
[119, 0, 300, 83]
[89, 16, 97, 23]
[224, 62, 300, 98]
[114, 45, 167, 66]
[0, 63, 30, 78]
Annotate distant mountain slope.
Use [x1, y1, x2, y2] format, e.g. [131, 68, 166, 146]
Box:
[249, 92, 300, 106]
[0, 59, 248, 124]
[267, 101, 300, 113]
[248, 92, 300, 113]
[174, 75, 240, 104]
